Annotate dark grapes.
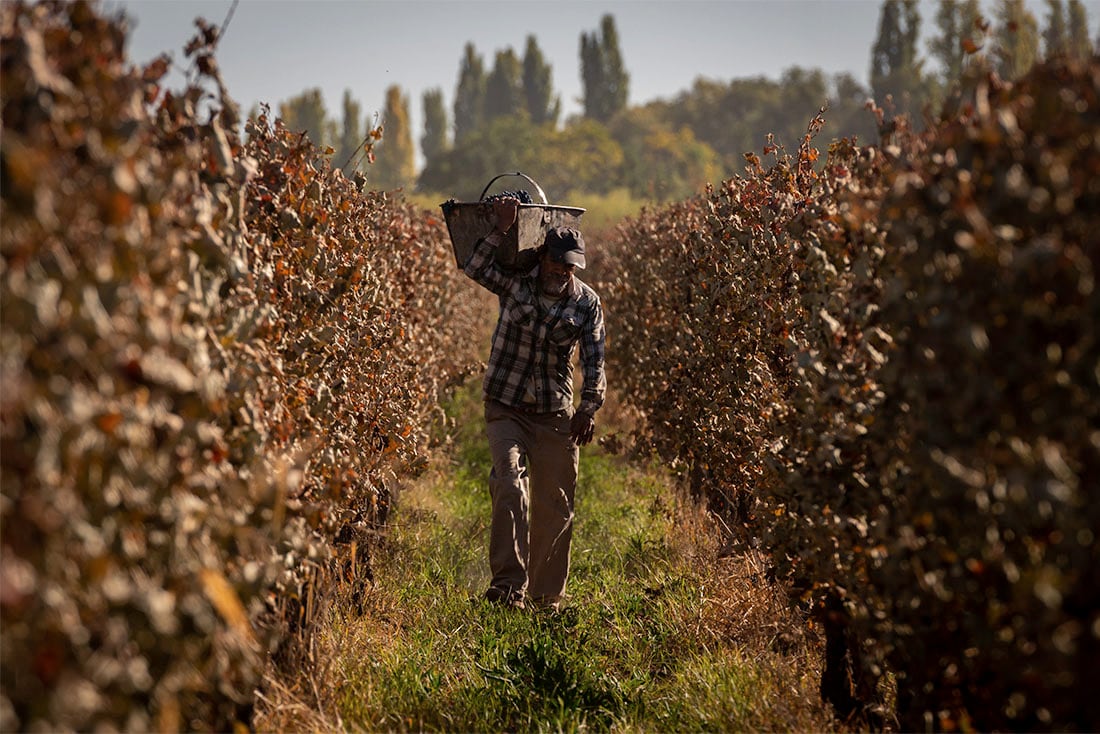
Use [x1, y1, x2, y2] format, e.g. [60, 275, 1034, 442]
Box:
[484, 189, 533, 204]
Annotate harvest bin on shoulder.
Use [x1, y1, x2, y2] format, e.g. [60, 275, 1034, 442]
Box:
[441, 172, 586, 271]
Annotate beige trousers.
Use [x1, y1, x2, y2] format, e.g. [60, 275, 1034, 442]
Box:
[484, 400, 579, 607]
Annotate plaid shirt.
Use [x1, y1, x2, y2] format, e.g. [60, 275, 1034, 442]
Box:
[464, 231, 606, 416]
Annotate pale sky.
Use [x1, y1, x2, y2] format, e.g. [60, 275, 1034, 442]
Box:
[111, 0, 1100, 156]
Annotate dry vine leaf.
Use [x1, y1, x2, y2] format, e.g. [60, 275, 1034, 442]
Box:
[598, 57, 1100, 732]
[1, 2, 486, 731]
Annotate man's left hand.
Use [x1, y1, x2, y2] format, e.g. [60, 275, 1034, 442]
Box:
[570, 410, 595, 446]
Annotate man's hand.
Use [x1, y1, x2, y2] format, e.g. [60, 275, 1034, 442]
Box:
[570, 409, 595, 446]
[491, 196, 519, 235]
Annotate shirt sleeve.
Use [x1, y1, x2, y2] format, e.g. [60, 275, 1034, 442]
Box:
[462, 230, 514, 297]
[577, 294, 606, 416]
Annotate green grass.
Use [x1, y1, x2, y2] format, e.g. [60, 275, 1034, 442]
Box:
[259, 381, 832, 732]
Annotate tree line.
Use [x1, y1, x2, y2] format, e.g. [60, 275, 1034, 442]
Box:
[274, 0, 1097, 202]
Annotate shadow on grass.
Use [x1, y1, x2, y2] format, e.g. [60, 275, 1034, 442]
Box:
[463, 610, 626, 731]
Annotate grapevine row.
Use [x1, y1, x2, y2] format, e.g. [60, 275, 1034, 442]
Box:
[0, 2, 485, 730]
[599, 58, 1099, 731]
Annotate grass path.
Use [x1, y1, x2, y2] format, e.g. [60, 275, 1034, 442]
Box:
[257, 385, 834, 732]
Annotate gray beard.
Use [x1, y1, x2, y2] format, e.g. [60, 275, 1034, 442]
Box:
[540, 274, 570, 297]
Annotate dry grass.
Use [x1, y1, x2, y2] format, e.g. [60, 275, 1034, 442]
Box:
[654, 491, 834, 731]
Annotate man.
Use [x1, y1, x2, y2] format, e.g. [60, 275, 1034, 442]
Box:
[462, 195, 606, 611]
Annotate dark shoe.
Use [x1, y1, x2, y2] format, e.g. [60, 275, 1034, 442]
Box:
[529, 595, 561, 613]
[485, 586, 525, 610]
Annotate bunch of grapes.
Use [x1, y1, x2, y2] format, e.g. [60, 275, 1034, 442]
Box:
[484, 189, 533, 204]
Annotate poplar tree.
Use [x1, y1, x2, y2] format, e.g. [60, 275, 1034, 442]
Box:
[931, 0, 984, 82]
[522, 35, 560, 126]
[600, 15, 629, 117]
[931, 0, 962, 82]
[580, 14, 629, 122]
[994, 0, 1040, 79]
[1068, 0, 1094, 59]
[421, 88, 448, 169]
[870, 0, 927, 118]
[336, 90, 362, 174]
[1043, 0, 1069, 58]
[453, 43, 486, 144]
[372, 85, 415, 190]
[279, 88, 329, 147]
[484, 48, 523, 122]
[930, 0, 991, 120]
[580, 32, 605, 120]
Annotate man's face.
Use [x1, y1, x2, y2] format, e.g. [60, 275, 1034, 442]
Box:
[539, 254, 576, 297]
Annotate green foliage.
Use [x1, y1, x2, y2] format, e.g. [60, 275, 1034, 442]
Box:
[930, 0, 984, 93]
[335, 89, 363, 175]
[278, 86, 333, 148]
[563, 187, 645, 234]
[484, 48, 524, 123]
[282, 2, 1096, 210]
[646, 70, 878, 179]
[828, 71, 881, 140]
[420, 87, 449, 168]
[1067, 0, 1095, 59]
[994, 0, 1041, 79]
[454, 42, 487, 144]
[419, 102, 721, 205]
[871, 0, 931, 119]
[1043, 0, 1070, 57]
[580, 14, 629, 122]
[549, 118, 625, 197]
[613, 113, 720, 201]
[404, 187, 644, 242]
[932, 0, 968, 82]
[418, 115, 622, 201]
[373, 85, 416, 190]
[523, 34, 561, 126]
[418, 115, 539, 199]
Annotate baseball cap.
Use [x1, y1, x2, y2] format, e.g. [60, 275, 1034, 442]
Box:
[544, 227, 586, 269]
